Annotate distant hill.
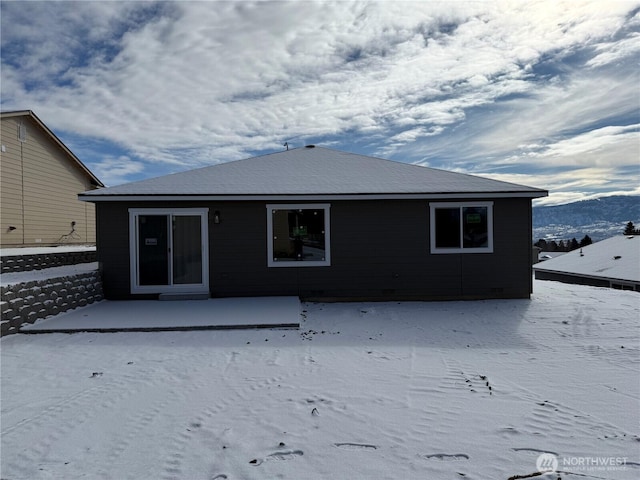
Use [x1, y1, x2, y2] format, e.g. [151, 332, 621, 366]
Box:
[532, 195, 640, 242]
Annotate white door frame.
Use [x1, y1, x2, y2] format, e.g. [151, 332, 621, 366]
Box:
[128, 208, 209, 294]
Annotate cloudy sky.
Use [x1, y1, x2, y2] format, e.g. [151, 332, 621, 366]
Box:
[2, 1, 639, 205]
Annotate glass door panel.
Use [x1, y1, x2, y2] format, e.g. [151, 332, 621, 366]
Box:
[138, 215, 169, 286]
[172, 215, 203, 285]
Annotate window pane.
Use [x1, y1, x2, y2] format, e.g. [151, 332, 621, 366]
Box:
[272, 209, 326, 261]
[462, 207, 488, 248]
[435, 208, 460, 248]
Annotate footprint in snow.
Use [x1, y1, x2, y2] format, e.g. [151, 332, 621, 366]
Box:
[334, 443, 377, 451]
[250, 449, 303, 465]
[512, 447, 559, 456]
[423, 453, 469, 461]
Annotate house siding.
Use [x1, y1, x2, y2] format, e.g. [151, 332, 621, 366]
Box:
[95, 197, 534, 300]
[95, 203, 131, 299]
[0, 115, 98, 247]
[0, 119, 23, 242]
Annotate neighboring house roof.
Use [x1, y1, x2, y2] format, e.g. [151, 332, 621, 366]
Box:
[1, 110, 104, 188]
[533, 235, 640, 283]
[80, 146, 547, 201]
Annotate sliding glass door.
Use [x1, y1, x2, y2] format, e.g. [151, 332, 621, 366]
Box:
[129, 209, 209, 294]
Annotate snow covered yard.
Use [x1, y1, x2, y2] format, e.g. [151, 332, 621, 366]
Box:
[1, 281, 638, 480]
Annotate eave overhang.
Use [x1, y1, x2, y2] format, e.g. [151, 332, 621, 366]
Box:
[79, 190, 548, 202]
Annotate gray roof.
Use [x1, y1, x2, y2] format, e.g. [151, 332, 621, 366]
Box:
[80, 146, 547, 200]
[534, 235, 640, 283]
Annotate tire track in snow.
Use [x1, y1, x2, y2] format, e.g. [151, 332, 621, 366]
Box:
[100, 394, 175, 474]
[406, 357, 483, 459]
[439, 358, 494, 397]
[159, 354, 318, 480]
[498, 378, 640, 457]
[3, 346, 225, 480]
[523, 398, 634, 443]
[405, 369, 443, 441]
[95, 352, 230, 479]
[3, 372, 153, 478]
[1, 383, 109, 436]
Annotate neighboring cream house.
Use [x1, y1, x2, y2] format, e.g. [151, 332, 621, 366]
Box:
[1, 110, 103, 247]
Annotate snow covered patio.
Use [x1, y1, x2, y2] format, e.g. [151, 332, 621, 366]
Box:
[19, 296, 301, 333]
[1, 280, 639, 479]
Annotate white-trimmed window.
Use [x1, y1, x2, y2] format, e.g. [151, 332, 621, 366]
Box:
[430, 202, 493, 254]
[266, 204, 331, 267]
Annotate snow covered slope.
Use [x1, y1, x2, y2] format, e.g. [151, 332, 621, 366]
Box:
[533, 195, 640, 241]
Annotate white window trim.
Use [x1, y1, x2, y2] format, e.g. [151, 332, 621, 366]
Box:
[430, 201, 494, 254]
[266, 203, 331, 267]
[128, 208, 209, 294]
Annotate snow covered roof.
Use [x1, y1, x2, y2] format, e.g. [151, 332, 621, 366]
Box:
[79, 146, 547, 201]
[534, 235, 640, 283]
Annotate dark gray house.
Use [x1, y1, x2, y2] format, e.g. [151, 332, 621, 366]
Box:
[79, 146, 547, 301]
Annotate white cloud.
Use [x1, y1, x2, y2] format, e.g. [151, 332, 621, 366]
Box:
[91, 156, 145, 187]
[587, 32, 640, 68]
[477, 166, 640, 206]
[536, 125, 639, 165]
[1, 0, 639, 202]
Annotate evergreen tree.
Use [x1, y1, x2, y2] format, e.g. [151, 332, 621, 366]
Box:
[624, 221, 640, 235]
[579, 235, 592, 247]
[535, 239, 548, 250]
[569, 238, 579, 251]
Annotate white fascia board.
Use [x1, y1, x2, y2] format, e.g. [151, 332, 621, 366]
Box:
[79, 191, 547, 202]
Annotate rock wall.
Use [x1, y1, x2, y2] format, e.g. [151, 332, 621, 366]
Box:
[1, 250, 97, 274]
[1, 271, 103, 336]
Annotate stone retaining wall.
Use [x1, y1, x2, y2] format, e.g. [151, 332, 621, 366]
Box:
[1, 250, 97, 274]
[1, 271, 103, 336]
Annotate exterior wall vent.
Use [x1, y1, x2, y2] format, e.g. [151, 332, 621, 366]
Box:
[18, 123, 26, 142]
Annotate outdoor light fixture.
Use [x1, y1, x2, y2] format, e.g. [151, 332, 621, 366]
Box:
[213, 211, 221, 224]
